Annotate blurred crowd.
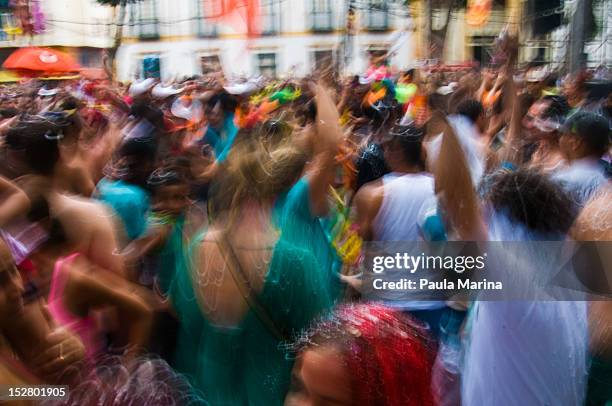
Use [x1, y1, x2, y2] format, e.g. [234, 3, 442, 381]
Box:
[0, 33, 611, 406]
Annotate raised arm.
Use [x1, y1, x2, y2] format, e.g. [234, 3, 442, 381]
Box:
[304, 83, 343, 217]
[494, 34, 523, 165]
[435, 120, 488, 241]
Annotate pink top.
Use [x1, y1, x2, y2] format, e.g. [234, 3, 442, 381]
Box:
[47, 253, 102, 361]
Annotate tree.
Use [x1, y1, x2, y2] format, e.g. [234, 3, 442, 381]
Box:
[96, 0, 143, 79]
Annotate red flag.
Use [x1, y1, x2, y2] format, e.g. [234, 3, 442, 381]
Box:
[466, 0, 492, 27]
[204, 0, 261, 37]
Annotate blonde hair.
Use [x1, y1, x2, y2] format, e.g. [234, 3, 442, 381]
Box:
[209, 134, 307, 224]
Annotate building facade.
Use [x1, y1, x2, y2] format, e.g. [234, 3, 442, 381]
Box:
[0, 0, 113, 68]
[115, 0, 418, 81]
[0, 0, 607, 80]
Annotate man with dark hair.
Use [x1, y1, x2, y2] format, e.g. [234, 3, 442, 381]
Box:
[542, 95, 571, 119]
[354, 124, 431, 241]
[353, 124, 446, 331]
[523, 95, 571, 138]
[456, 99, 485, 132]
[522, 95, 571, 171]
[553, 111, 611, 205]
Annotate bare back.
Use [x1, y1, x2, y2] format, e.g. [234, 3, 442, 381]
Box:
[192, 227, 278, 328]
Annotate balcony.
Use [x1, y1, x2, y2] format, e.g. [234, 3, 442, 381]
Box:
[261, 14, 280, 36]
[311, 11, 333, 32]
[130, 1, 159, 40]
[364, 10, 389, 32]
[137, 19, 160, 40]
[260, 0, 281, 36]
[311, 0, 334, 33]
[362, 0, 389, 32]
[196, 17, 217, 38]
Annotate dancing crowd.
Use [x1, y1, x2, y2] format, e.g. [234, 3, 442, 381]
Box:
[0, 34, 611, 405]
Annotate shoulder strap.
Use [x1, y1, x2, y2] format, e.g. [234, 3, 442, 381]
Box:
[218, 233, 289, 342]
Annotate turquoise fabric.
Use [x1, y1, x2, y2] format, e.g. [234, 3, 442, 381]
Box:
[169, 231, 333, 405]
[150, 214, 185, 295]
[96, 178, 150, 241]
[586, 356, 612, 406]
[202, 113, 238, 163]
[273, 177, 342, 301]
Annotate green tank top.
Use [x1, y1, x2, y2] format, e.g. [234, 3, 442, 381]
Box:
[168, 230, 333, 405]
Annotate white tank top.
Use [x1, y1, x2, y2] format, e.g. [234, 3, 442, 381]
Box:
[368, 172, 444, 311]
[373, 172, 435, 241]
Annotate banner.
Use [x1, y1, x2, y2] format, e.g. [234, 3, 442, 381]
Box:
[466, 0, 492, 27]
[204, 0, 260, 37]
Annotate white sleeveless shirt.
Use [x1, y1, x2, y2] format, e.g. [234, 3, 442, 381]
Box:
[369, 172, 444, 311]
[373, 172, 435, 241]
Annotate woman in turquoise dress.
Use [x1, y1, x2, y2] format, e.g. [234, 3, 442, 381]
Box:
[169, 136, 334, 405]
[271, 84, 345, 303]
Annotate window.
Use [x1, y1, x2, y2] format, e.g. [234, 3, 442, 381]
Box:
[313, 49, 333, 71]
[363, 0, 388, 31]
[469, 36, 495, 67]
[130, 0, 159, 40]
[142, 54, 161, 79]
[531, 46, 550, 64]
[79, 48, 103, 67]
[195, 0, 217, 37]
[0, 12, 20, 41]
[257, 53, 277, 77]
[201, 55, 221, 75]
[261, 0, 281, 35]
[311, 0, 333, 32]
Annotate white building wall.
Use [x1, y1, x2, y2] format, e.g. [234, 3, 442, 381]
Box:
[0, 0, 113, 49]
[115, 0, 417, 81]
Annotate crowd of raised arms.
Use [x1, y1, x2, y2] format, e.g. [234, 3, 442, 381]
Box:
[0, 33, 611, 406]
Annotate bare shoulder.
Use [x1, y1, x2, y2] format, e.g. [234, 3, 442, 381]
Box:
[55, 194, 113, 219]
[53, 194, 116, 236]
[353, 179, 385, 211]
[572, 186, 612, 241]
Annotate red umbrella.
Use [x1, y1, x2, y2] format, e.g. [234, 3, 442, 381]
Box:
[2, 47, 81, 74]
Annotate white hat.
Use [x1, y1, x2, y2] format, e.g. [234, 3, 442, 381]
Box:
[436, 85, 454, 95]
[151, 83, 184, 99]
[358, 74, 376, 85]
[171, 97, 203, 122]
[223, 78, 261, 95]
[129, 78, 156, 97]
[526, 66, 549, 83]
[38, 87, 58, 97]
